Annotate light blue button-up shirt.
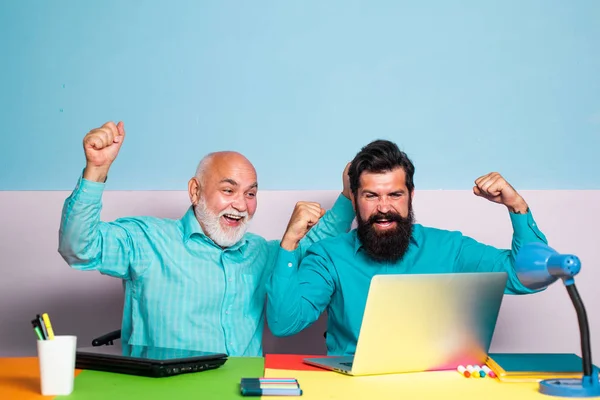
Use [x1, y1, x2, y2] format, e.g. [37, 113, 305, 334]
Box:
[267, 211, 548, 356]
[58, 176, 355, 356]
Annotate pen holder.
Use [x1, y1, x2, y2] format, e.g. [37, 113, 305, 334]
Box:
[37, 335, 77, 396]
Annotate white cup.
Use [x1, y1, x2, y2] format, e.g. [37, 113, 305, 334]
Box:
[37, 335, 77, 396]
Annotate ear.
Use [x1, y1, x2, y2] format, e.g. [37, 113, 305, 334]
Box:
[188, 177, 201, 205]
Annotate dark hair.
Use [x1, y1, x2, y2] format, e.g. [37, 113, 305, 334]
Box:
[348, 139, 415, 197]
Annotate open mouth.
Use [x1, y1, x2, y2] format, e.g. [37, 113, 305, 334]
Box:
[373, 218, 397, 229]
[221, 213, 244, 227]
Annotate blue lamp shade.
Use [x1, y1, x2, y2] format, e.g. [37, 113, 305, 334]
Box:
[514, 242, 581, 289]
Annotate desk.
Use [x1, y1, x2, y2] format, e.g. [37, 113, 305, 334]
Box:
[264, 354, 600, 400]
[2, 355, 599, 399]
[0, 356, 263, 399]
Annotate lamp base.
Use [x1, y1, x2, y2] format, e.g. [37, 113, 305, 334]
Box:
[539, 376, 600, 398]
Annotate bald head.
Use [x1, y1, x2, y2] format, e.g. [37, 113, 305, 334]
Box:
[195, 151, 256, 186]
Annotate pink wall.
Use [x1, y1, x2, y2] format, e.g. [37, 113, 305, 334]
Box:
[1, 190, 599, 358]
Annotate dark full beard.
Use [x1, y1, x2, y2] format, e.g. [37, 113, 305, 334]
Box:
[356, 205, 414, 263]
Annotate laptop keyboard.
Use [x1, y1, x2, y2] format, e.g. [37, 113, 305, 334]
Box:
[340, 362, 353, 367]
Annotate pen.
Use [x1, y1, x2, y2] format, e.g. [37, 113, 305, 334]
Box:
[37, 314, 48, 339]
[457, 365, 470, 377]
[42, 313, 55, 340]
[241, 388, 302, 396]
[474, 365, 485, 377]
[482, 365, 497, 378]
[32, 323, 44, 340]
[241, 379, 299, 389]
[31, 318, 46, 339]
[242, 381, 299, 387]
[244, 384, 300, 390]
[466, 365, 478, 378]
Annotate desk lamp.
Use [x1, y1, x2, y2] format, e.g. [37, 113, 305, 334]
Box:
[515, 242, 600, 397]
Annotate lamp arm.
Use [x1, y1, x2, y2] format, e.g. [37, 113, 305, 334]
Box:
[566, 282, 593, 377]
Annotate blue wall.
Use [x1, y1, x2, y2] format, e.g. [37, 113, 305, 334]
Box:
[1, 1, 599, 190]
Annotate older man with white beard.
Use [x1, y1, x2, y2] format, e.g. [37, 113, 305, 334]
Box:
[58, 121, 355, 356]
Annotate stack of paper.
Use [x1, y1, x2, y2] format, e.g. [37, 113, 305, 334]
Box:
[486, 353, 598, 382]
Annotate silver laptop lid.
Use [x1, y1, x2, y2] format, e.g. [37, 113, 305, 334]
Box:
[351, 272, 507, 376]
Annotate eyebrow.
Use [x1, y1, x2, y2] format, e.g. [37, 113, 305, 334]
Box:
[219, 178, 238, 186]
[362, 189, 406, 195]
[220, 179, 258, 191]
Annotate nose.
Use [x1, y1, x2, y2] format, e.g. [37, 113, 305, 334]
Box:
[376, 197, 391, 213]
[231, 193, 247, 212]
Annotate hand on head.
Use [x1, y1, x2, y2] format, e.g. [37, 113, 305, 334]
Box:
[342, 162, 352, 199]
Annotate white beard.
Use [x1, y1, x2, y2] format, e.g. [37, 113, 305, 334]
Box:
[194, 198, 250, 248]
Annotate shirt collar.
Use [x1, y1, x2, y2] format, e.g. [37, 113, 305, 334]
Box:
[181, 206, 249, 252]
[353, 224, 421, 255]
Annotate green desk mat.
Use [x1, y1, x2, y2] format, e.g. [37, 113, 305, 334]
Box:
[57, 357, 264, 400]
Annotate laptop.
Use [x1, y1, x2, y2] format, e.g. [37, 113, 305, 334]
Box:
[76, 344, 228, 377]
[304, 272, 507, 376]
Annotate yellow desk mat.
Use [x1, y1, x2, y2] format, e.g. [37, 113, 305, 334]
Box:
[264, 367, 598, 400]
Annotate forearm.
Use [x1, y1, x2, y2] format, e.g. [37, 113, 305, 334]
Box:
[58, 177, 105, 266]
[456, 209, 548, 294]
[504, 195, 529, 215]
[508, 209, 548, 261]
[266, 248, 330, 337]
[58, 176, 131, 278]
[83, 165, 110, 183]
[496, 210, 548, 293]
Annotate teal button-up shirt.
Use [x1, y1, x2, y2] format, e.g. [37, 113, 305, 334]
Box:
[58, 177, 354, 356]
[267, 211, 548, 356]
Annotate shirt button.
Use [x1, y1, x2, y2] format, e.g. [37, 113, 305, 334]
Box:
[228, 277, 233, 282]
[287, 262, 293, 268]
[225, 310, 230, 315]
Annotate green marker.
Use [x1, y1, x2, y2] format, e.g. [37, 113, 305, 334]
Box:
[33, 326, 44, 340]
